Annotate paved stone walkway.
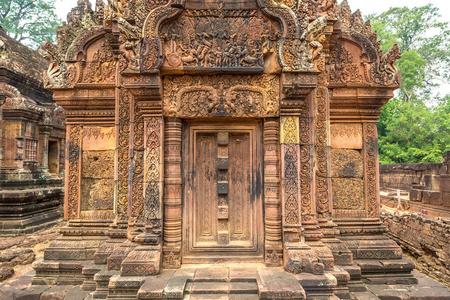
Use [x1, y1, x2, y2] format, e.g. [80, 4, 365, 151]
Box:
[0, 265, 449, 299]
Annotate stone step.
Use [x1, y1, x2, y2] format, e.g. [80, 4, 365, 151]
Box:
[185, 281, 259, 295]
[184, 294, 259, 300]
[257, 268, 306, 299]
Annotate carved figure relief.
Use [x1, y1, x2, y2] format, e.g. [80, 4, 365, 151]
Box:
[160, 8, 280, 70]
[328, 42, 364, 84]
[283, 16, 328, 71]
[306, 0, 337, 18]
[163, 75, 279, 118]
[84, 34, 116, 83]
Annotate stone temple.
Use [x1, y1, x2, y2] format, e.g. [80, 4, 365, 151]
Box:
[21, 0, 448, 299]
[0, 27, 65, 235]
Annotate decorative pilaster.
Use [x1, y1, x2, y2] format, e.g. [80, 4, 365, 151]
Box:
[130, 96, 144, 221]
[264, 118, 283, 266]
[66, 124, 82, 219]
[281, 116, 302, 243]
[163, 117, 182, 269]
[363, 123, 380, 218]
[40, 131, 50, 171]
[116, 89, 131, 216]
[314, 56, 332, 221]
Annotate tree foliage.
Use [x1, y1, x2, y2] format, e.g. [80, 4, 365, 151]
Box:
[370, 5, 450, 164]
[378, 97, 450, 164]
[0, 0, 61, 49]
[369, 4, 450, 103]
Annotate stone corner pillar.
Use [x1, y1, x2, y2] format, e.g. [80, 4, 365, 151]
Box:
[280, 72, 325, 275]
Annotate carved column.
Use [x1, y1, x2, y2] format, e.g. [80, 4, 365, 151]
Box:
[310, 55, 335, 271]
[314, 61, 332, 222]
[280, 73, 324, 275]
[129, 96, 144, 222]
[65, 124, 82, 219]
[163, 117, 182, 268]
[40, 130, 50, 171]
[116, 89, 131, 216]
[363, 123, 380, 218]
[264, 118, 283, 266]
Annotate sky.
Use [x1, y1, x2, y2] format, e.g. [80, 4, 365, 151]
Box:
[55, 0, 450, 22]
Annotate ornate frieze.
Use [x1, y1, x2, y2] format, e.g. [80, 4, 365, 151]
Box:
[160, 8, 280, 71]
[163, 75, 279, 118]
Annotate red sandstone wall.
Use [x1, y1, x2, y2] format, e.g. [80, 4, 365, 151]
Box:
[381, 211, 450, 286]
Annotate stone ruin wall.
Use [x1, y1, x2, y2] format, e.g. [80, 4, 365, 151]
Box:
[379, 152, 450, 287]
[380, 151, 450, 208]
[381, 211, 450, 287]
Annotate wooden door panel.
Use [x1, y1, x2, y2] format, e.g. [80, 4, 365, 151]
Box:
[228, 133, 252, 245]
[183, 122, 263, 263]
[194, 133, 218, 245]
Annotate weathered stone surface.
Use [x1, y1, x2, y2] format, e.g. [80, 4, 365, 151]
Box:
[330, 124, 363, 149]
[332, 178, 365, 210]
[331, 149, 364, 178]
[443, 192, 450, 207]
[422, 190, 443, 206]
[440, 174, 450, 192]
[12, 251, 36, 266]
[257, 268, 305, 299]
[0, 266, 14, 281]
[381, 211, 450, 286]
[410, 189, 423, 202]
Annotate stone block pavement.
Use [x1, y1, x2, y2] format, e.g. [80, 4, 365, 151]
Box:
[0, 265, 449, 299]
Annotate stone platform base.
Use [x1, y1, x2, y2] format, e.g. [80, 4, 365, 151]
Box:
[0, 178, 64, 236]
[2, 266, 450, 299]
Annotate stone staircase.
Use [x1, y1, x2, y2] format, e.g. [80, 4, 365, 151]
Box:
[183, 280, 259, 300]
[136, 266, 306, 300]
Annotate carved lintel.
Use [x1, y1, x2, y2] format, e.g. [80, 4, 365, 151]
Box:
[163, 75, 280, 118]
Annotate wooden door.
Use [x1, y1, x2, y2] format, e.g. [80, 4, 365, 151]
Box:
[182, 121, 263, 263]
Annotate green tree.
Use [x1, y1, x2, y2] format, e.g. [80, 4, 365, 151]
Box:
[369, 4, 450, 103]
[0, 0, 61, 49]
[378, 96, 450, 164]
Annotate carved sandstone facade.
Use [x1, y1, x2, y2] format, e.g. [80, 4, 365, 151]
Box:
[33, 0, 415, 298]
[0, 27, 65, 235]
